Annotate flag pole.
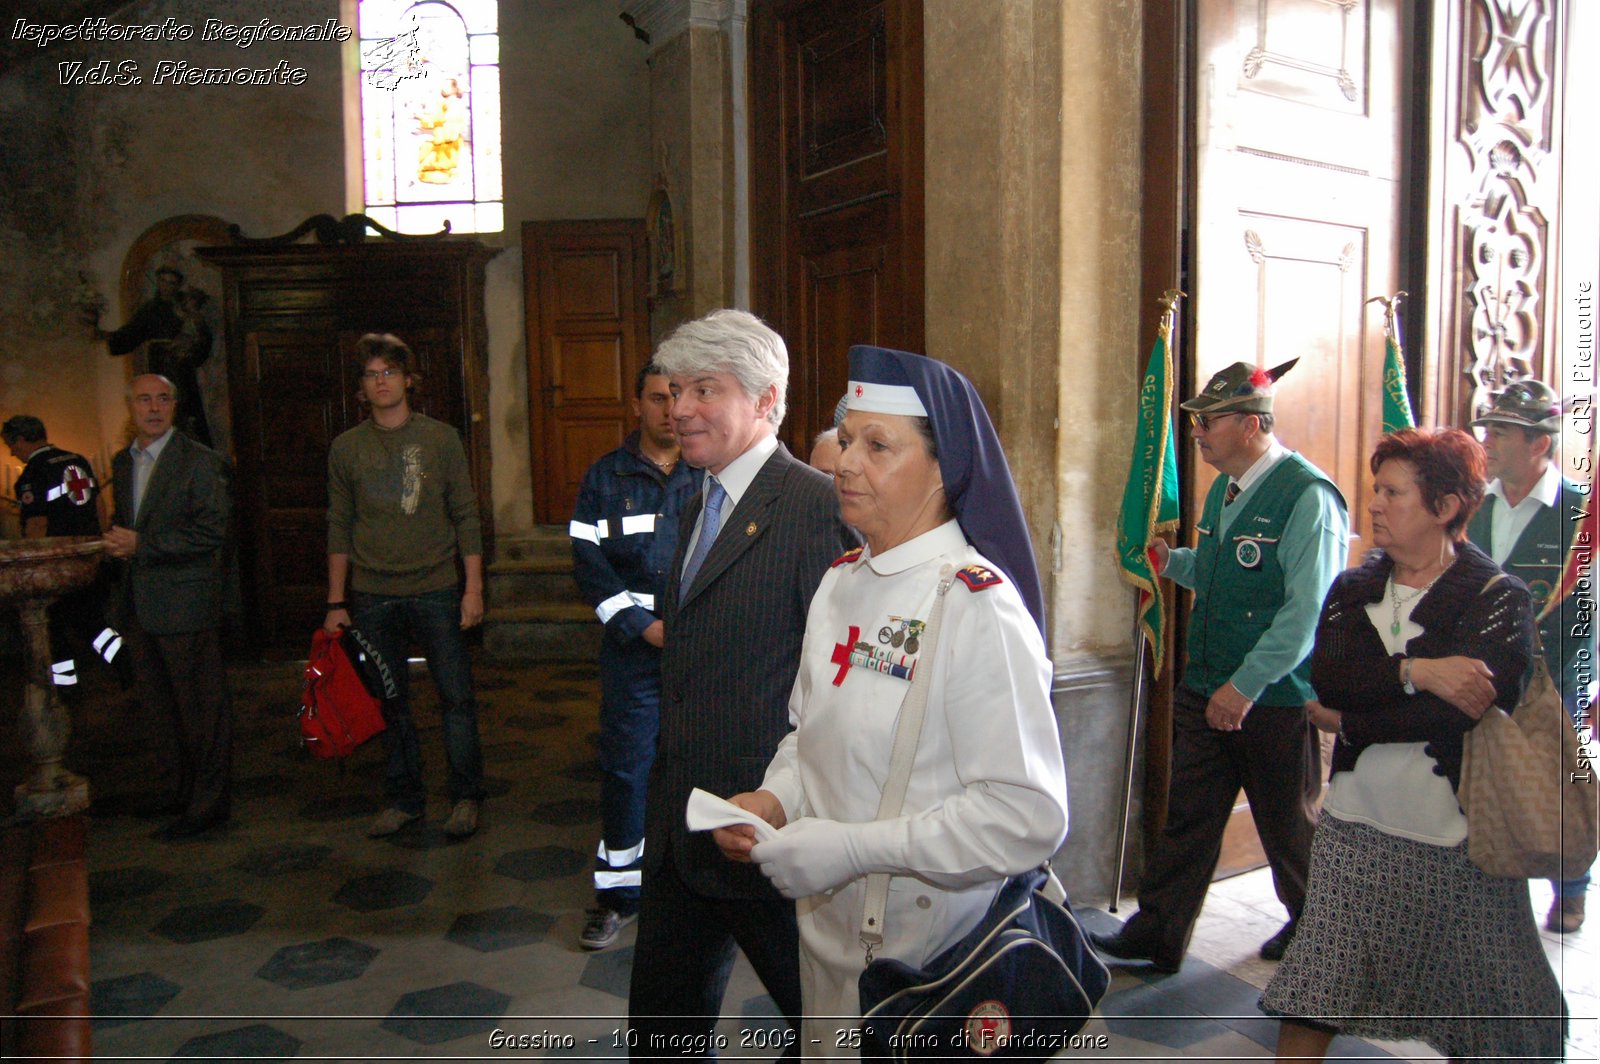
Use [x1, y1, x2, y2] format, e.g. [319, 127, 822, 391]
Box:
[1368, 290, 1415, 433]
[1110, 288, 1183, 913]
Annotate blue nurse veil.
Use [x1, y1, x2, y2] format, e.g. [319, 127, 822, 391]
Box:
[845, 345, 1046, 637]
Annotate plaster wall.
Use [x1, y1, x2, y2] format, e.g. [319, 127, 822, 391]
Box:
[0, 0, 654, 541]
[925, 0, 1144, 659]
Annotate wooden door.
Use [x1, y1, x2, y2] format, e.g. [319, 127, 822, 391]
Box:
[232, 330, 344, 651]
[750, 0, 925, 452]
[1191, 0, 1405, 877]
[524, 220, 650, 523]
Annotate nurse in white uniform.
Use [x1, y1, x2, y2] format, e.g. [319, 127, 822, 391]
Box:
[714, 345, 1068, 1057]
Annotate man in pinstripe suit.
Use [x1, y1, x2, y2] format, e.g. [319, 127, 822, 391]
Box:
[628, 310, 852, 1057]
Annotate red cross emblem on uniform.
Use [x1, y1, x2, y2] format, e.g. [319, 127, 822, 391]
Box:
[62, 465, 94, 505]
[830, 625, 861, 687]
[854, 384, 863, 398]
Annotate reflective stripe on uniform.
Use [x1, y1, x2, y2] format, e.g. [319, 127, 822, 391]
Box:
[619, 514, 656, 536]
[575, 516, 657, 543]
[597, 839, 646, 867]
[594, 868, 643, 889]
[51, 660, 78, 686]
[46, 479, 95, 503]
[93, 627, 123, 663]
[596, 591, 635, 623]
[596, 591, 656, 624]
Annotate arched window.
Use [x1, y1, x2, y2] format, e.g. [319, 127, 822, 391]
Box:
[357, 0, 502, 233]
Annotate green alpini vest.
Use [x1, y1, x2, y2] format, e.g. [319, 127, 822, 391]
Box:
[1185, 452, 1333, 705]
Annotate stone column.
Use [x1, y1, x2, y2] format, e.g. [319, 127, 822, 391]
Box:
[924, 0, 1144, 904]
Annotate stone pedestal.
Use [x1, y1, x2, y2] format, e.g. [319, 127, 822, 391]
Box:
[1, 536, 102, 817]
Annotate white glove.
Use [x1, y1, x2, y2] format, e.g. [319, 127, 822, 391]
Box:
[751, 817, 884, 899]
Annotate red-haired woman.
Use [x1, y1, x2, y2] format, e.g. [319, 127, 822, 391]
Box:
[1260, 428, 1566, 1061]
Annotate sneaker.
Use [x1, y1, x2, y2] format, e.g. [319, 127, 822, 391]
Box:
[367, 807, 422, 838]
[443, 799, 480, 839]
[579, 908, 636, 950]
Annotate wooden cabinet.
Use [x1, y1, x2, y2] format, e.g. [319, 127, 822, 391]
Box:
[196, 239, 498, 652]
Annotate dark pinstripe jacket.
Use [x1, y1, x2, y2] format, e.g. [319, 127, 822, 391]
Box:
[646, 442, 853, 898]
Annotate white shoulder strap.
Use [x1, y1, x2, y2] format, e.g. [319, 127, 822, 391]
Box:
[858, 564, 955, 962]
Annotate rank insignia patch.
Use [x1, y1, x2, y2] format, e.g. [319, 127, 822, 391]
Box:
[955, 564, 1002, 591]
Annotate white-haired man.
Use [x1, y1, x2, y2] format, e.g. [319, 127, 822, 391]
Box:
[627, 309, 852, 1056]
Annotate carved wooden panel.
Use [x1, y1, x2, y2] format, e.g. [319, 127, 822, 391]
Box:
[1429, 0, 1560, 426]
[1239, 215, 1369, 496]
[1239, 0, 1367, 111]
[799, 12, 887, 177]
[793, 0, 890, 215]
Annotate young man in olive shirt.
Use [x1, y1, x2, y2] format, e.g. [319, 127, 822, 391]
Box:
[324, 333, 486, 839]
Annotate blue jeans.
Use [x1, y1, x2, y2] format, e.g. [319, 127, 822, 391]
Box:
[350, 588, 484, 814]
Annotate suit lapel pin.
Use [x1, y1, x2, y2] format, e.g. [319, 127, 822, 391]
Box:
[745, 521, 757, 536]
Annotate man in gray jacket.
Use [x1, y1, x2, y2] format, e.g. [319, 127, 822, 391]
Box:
[106, 373, 233, 839]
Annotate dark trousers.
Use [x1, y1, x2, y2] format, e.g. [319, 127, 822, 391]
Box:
[47, 578, 123, 687]
[351, 588, 485, 814]
[596, 641, 662, 915]
[126, 619, 231, 822]
[1120, 684, 1320, 961]
[628, 854, 802, 1060]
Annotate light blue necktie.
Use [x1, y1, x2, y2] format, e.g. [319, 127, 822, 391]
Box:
[679, 477, 727, 602]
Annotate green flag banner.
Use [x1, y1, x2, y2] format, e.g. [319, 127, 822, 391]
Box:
[1382, 331, 1416, 434]
[1116, 319, 1181, 668]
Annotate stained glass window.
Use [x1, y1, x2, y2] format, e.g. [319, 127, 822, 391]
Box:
[358, 0, 502, 234]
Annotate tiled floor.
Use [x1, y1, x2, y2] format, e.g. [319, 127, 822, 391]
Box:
[2, 657, 1594, 1060]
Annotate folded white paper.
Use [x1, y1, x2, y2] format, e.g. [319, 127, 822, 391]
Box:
[684, 787, 778, 843]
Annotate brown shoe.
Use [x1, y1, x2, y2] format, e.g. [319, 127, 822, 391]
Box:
[1547, 894, 1585, 934]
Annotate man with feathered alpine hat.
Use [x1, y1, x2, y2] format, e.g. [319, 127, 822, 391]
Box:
[1093, 359, 1349, 972]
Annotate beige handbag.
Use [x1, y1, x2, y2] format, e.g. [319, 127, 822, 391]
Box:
[1459, 576, 1598, 879]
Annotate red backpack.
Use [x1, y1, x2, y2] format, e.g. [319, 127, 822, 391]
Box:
[299, 627, 392, 758]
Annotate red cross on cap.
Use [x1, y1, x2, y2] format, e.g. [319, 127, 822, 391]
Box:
[854, 384, 863, 397]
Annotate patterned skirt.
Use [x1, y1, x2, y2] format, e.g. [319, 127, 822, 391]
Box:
[1259, 814, 1567, 1061]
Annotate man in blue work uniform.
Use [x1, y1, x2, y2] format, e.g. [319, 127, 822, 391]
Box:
[570, 363, 700, 949]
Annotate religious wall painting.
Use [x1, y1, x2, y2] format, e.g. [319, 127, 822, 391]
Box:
[96, 214, 233, 457]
